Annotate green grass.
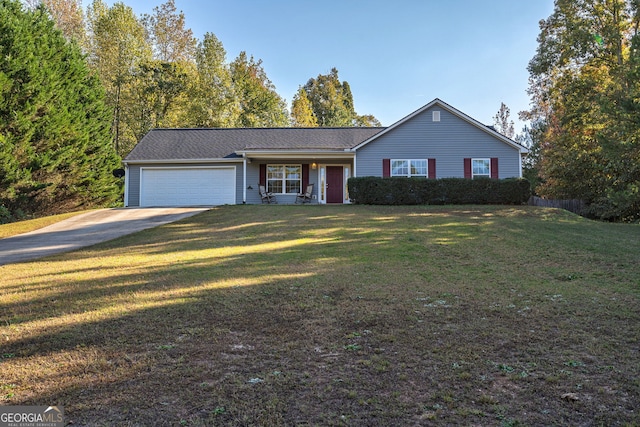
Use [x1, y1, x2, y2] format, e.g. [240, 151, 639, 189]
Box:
[1, 205, 638, 426]
[0, 210, 89, 239]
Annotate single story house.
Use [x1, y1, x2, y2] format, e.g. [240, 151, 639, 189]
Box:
[122, 98, 528, 206]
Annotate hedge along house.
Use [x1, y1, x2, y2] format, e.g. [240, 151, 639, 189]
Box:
[122, 98, 529, 207]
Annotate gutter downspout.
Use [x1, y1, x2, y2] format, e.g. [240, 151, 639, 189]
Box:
[352, 151, 357, 177]
[242, 157, 247, 204]
[519, 151, 524, 178]
[123, 163, 129, 207]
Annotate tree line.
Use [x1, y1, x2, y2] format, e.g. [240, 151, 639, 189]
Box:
[32, 0, 379, 157]
[3, 0, 639, 222]
[1, 0, 378, 220]
[520, 0, 640, 222]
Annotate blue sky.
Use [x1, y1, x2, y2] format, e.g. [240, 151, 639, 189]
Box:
[87, 0, 555, 131]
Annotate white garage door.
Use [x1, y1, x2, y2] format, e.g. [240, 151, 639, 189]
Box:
[140, 167, 236, 207]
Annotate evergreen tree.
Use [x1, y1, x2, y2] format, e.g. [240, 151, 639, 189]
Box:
[515, 119, 546, 194]
[0, 0, 120, 217]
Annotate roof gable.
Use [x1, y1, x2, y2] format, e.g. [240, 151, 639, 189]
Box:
[351, 98, 528, 153]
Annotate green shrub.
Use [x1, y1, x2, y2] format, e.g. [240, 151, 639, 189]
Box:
[584, 185, 640, 223]
[0, 205, 28, 224]
[0, 205, 12, 224]
[348, 177, 531, 205]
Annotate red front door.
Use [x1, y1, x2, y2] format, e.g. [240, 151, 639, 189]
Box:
[326, 166, 343, 203]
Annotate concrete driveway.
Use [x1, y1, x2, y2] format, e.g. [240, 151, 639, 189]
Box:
[0, 207, 210, 266]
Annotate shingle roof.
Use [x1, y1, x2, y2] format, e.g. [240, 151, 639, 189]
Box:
[124, 127, 386, 161]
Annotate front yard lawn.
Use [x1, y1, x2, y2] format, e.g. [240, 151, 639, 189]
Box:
[1, 205, 638, 425]
[0, 210, 88, 239]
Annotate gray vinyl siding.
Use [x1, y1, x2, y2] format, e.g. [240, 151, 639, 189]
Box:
[125, 162, 243, 207]
[127, 165, 141, 206]
[245, 163, 262, 204]
[355, 106, 521, 178]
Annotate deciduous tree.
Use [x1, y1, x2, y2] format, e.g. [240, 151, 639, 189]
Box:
[130, 60, 190, 140]
[291, 87, 318, 127]
[185, 32, 238, 127]
[302, 68, 354, 127]
[24, 0, 86, 47]
[354, 114, 382, 127]
[141, 0, 196, 63]
[493, 102, 515, 139]
[525, 0, 640, 220]
[230, 51, 289, 127]
[301, 68, 379, 127]
[87, 0, 151, 155]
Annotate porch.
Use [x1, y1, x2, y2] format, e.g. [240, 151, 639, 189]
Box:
[242, 157, 354, 205]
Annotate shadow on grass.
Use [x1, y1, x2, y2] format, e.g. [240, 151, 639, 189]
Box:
[1, 205, 639, 426]
[1, 206, 489, 327]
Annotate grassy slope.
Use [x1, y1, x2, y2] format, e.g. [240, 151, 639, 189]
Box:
[0, 205, 638, 426]
[0, 211, 88, 239]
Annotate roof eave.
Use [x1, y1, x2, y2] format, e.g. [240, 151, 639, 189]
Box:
[122, 158, 242, 165]
[236, 149, 355, 159]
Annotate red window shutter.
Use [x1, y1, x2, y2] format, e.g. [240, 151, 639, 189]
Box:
[464, 158, 472, 179]
[383, 159, 390, 177]
[428, 158, 436, 179]
[302, 164, 309, 189]
[491, 158, 499, 179]
[259, 164, 266, 186]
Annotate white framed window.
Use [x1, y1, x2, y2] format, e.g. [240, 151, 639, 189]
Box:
[267, 164, 301, 194]
[432, 111, 441, 122]
[391, 159, 428, 177]
[472, 158, 491, 178]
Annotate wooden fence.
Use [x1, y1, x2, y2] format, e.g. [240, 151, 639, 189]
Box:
[528, 196, 586, 215]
